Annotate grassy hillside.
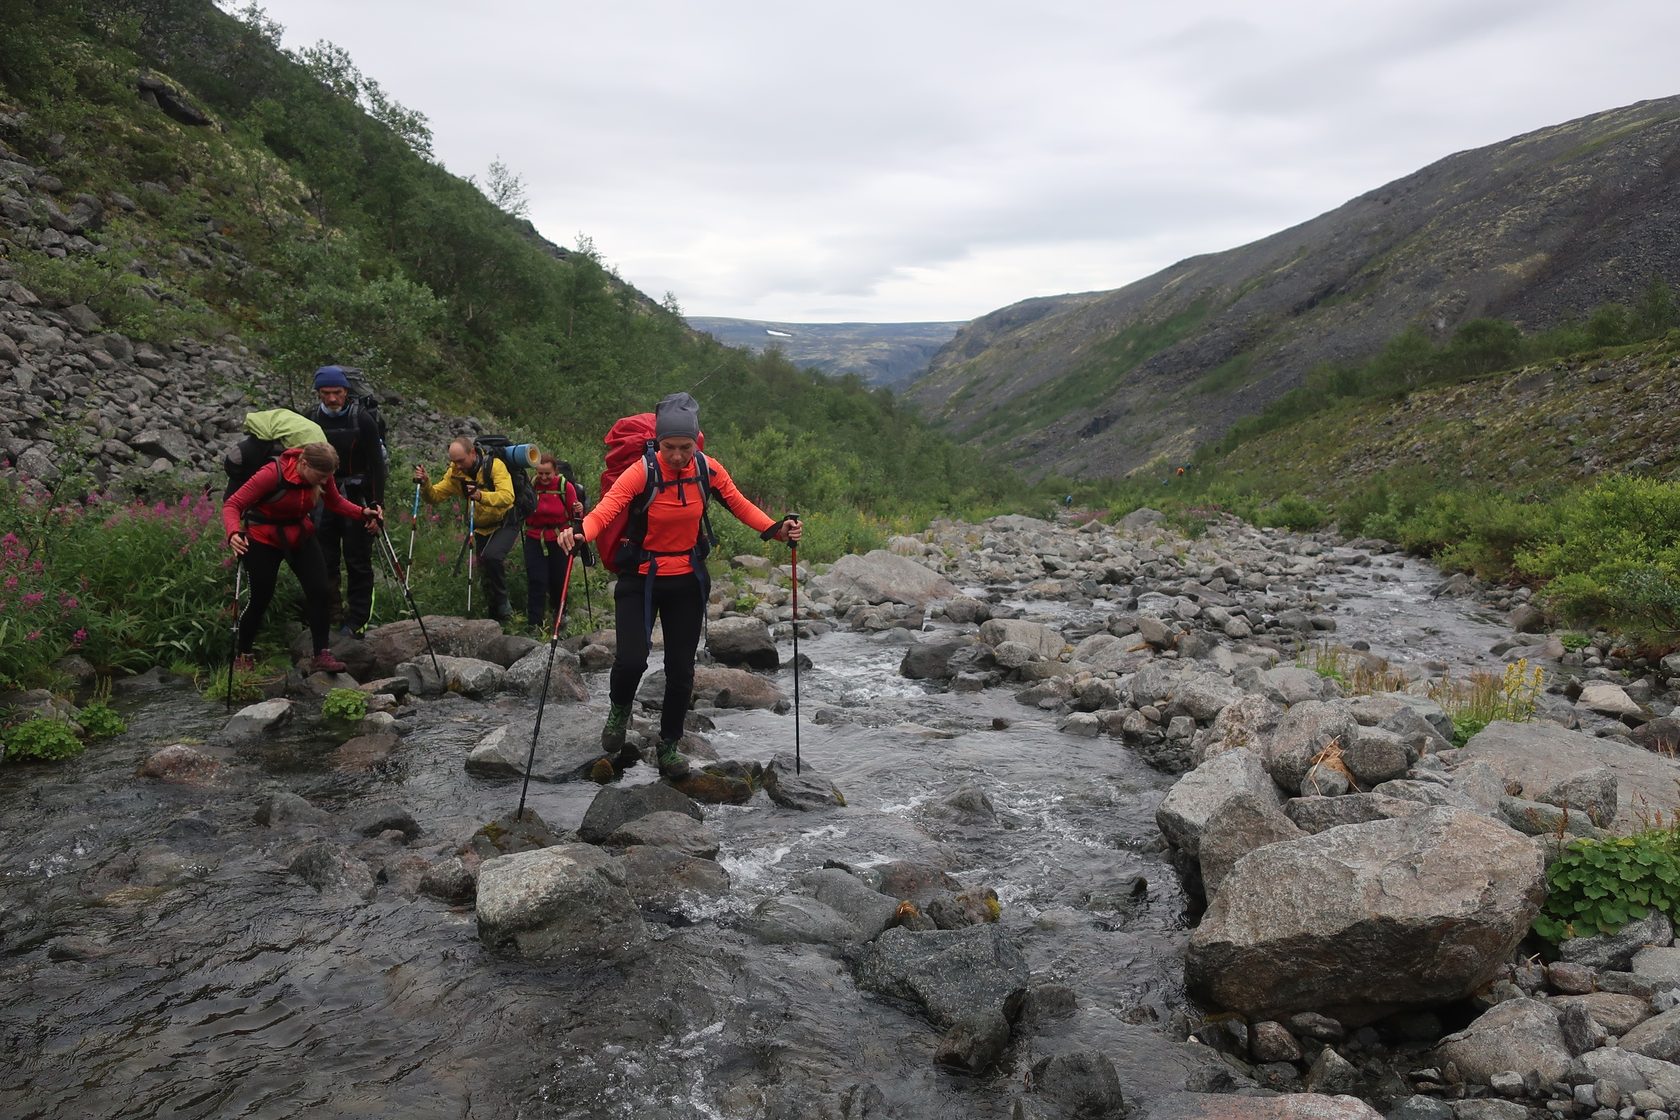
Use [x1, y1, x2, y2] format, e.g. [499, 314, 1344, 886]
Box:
[910, 95, 1680, 480]
[0, 0, 1020, 541]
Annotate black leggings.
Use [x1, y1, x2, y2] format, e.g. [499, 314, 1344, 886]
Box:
[473, 519, 521, 619]
[238, 538, 332, 655]
[522, 536, 572, 627]
[610, 573, 704, 743]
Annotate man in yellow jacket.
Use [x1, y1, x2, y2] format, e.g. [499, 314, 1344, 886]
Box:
[415, 436, 520, 623]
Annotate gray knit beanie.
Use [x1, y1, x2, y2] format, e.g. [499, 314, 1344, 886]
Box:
[654, 392, 701, 441]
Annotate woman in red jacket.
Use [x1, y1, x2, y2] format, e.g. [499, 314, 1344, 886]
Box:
[522, 452, 583, 632]
[559, 393, 800, 779]
[222, 442, 383, 674]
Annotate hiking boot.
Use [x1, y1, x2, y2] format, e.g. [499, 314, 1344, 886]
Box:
[600, 702, 631, 755]
[312, 649, 349, 674]
[656, 740, 690, 780]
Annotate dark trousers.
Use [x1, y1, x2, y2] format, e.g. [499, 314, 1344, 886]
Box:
[238, 538, 331, 655]
[317, 511, 374, 631]
[610, 573, 704, 744]
[473, 519, 521, 621]
[522, 536, 572, 627]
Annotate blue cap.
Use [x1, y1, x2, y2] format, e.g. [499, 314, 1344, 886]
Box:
[314, 365, 350, 390]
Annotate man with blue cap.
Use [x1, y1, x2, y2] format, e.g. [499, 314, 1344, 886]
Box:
[305, 364, 387, 636]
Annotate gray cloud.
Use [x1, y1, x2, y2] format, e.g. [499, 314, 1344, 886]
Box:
[251, 0, 1680, 321]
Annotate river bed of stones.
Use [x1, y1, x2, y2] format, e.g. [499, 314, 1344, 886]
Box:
[7, 510, 1680, 1120]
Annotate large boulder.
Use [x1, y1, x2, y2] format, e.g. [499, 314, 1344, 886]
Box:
[706, 616, 779, 670]
[398, 654, 506, 700]
[1198, 792, 1306, 899]
[901, 635, 970, 680]
[475, 843, 647, 962]
[578, 782, 702, 844]
[978, 618, 1067, 661]
[1139, 1094, 1383, 1120]
[503, 644, 589, 700]
[465, 720, 608, 783]
[1157, 749, 1282, 856]
[1463, 721, 1680, 832]
[813, 550, 958, 607]
[1186, 808, 1545, 1022]
[688, 665, 786, 710]
[853, 924, 1029, 1029]
[364, 616, 506, 676]
[222, 698, 293, 744]
[1261, 701, 1359, 795]
[1436, 998, 1572, 1086]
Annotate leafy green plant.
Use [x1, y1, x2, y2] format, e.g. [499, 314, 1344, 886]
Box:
[1430, 659, 1545, 747]
[1559, 631, 1592, 652]
[322, 688, 368, 724]
[1, 716, 85, 763]
[76, 698, 126, 739]
[1534, 829, 1680, 945]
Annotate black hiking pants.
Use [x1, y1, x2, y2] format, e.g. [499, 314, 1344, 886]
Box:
[317, 510, 374, 632]
[610, 572, 704, 744]
[522, 536, 571, 628]
[473, 519, 521, 622]
[239, 538, 332, 656]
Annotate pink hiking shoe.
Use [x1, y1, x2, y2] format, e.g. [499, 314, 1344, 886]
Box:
[312, 649, 349, 674]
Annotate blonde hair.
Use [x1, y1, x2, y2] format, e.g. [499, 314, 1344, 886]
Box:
[298, 442, 339, 498]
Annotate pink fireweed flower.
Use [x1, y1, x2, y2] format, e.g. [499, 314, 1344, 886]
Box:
[26, 629, 41, 641]
[3, 576, 16, 590]
[21, 591, 45, 608]
[59, 595, 77, 610]
[73, 628, 87, 645]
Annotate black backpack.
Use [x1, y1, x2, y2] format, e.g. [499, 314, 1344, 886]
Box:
[473, 436, 539, 521]
[338, 367, 390, 471]
[223, 435, 284, 499]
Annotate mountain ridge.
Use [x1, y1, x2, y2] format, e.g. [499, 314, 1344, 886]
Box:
[686, 316, 964, 387]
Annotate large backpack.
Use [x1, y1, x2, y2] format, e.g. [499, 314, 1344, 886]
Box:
[336, 367, 391, 472]
[596, 413, 714, 575]
[473, 435, 540, 521]
[222, 409, 325, 499]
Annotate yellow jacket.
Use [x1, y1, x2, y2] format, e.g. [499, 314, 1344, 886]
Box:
[422, 453, 515, 534]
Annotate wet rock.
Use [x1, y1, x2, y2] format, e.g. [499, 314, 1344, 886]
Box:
[1187, 809, 1545, 1021]
[764, 753, 844, 810]
[901, 635, 970, 680]
[706, 616, 779, 670]
[751, 895, 866, 945]
[811, 549, 958, 607]
[464, 810, 563, 861]
[466, 719, 605, 783]
[288, 841, 376, 903]
[223, 697, 293, 743]
[689, 665, 786, 710]
[503, 644, 589, 700]
[350, 803, 420, 840]
[927, 782, 997, 822]
[476, 843, 647, 962]
[874, 861, 963, 905]
[254, 791, 330, 827]
[853, 924, 1029, 1030]
[1387, 1096, 1453, 1120]
[801, 868, 899, 940]
[1437, 998, 1571, 1086]
[935, 1010, 1010, 1072]
[616, 845, 730, 913]
[1139, 1092, 1383, 1120]
[578, 782, 702, 844]
[979, 618, 1067, 660]
[478, 633, 539, 669]
[1017, 983, 1079, 1030]
[398, 654, 506, 700]
[603, 810, 719, 859]
[333, 731, 400, 772]
[926, 887, 1002, 929]
[671, 768, 755, 804]
[136, 744, 220, 784]
[363, 616, 505, 676]
[419, 856, 476, 904]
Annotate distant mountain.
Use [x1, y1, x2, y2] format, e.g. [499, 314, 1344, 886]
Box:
[908, 95, 1680, 479]
[687, 317, 965, 387]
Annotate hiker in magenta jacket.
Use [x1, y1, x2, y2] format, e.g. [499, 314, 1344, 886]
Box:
[522, 452, 582, 632]
[559, 392, 800, 779]
[221, 442, 383, 674]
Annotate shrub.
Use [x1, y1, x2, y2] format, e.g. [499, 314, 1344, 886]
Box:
[1533, 829, 1680, 946]
[1259, 493, 1328, 532]
[2, 716, 85, 762]
[76, 698, 126, 739]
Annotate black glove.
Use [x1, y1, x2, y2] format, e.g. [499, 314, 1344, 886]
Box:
[759, 513, 801, 542]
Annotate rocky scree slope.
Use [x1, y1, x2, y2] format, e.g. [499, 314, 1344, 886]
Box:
[910, 96, 1680, 479]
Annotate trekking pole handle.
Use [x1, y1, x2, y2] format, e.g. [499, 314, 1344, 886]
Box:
[760, 513, 801, 542]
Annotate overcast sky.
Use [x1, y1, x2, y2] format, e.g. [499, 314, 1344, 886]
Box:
[245, 1, 1680, 324]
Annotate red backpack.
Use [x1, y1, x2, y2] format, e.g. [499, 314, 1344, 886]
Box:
[596, 413, 710, 574]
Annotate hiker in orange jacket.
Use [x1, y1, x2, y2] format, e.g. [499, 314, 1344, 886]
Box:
[559, 392, 800, 778]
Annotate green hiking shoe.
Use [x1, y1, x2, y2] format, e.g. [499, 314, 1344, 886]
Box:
[656, 739, 690, 780]
[600, 702, 632, 756]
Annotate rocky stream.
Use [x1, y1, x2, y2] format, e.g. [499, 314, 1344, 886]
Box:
[4, 511, 1680, 1120]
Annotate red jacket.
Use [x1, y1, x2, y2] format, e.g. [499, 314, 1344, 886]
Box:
[221, 448, 365, 551]
[524, 476, 580, 542]
[581, 452, 774, 577]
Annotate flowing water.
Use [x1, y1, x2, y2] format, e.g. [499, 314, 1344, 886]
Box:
[0, 546, 1525, 1119]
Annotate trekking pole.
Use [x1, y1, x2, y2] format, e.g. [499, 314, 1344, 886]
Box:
[517, 545, 575, 821]
[466, 500, 476, 615]
[404, 480, 421, 592]
[376, 525, 443, 680]
[574, 518, 595, 630]
[225, 558, 245, 713]
[790, 538, 801, 774]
